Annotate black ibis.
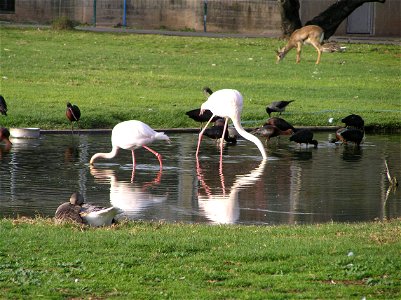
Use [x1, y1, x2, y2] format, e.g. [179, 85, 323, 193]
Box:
[264, 117, 296, 132]
[289, 129, 318, 148]
[341, 114, 365, 130]
[0, 95, 8, 116]
[66, 102, 81, 133]
[0, 128, 12, 148]
[335, 127, 364, 146]
[204, 119, 237, 145]
[253, 124, 293, 142]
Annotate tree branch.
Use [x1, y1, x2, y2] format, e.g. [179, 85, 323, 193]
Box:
[305, 0, 386, 39]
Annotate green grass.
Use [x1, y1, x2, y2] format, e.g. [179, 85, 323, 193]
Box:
[0, 218, 400, 299]
[0, 27, 400, 130]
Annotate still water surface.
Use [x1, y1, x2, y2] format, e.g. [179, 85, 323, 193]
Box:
[0, 132, 400, 225]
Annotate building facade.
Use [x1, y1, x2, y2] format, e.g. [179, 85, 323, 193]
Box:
[0, 0, 399, 37]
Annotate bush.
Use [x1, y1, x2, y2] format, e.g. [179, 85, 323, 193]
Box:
[51, 17, 76, 30]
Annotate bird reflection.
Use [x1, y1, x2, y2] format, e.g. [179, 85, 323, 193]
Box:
[291, 149, 313, 161]
[90, 167, 167, 220]
[196, 158, 267, 224]
[64, 145, 80, 163]
[341, 146, 363, 162]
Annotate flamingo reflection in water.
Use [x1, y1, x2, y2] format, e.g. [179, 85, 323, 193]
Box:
[196, 158, 267, 224]
[90, 167, 167, 221]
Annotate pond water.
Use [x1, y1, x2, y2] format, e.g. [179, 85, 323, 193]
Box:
[0, 131, 400, 225]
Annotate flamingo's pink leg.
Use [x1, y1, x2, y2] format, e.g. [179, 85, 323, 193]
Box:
[131, 150, 136, 169]
[220, 118, 229, 161]
[143, 145, 163, 169]
[196, 115, 215, 158]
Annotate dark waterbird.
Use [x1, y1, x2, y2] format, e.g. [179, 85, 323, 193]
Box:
[253, 124, 293, 142]
[289, 129, 318, 148]
[335, 127, 364, 146]
[264, 117, 296, 132]
[0, 95, 8, 116]
[204, 119, 237, 145]
[266, 100, 294, 117]
[0, 128, 12, 148]
[203, 86, 213, 97]
[66, 102, 81, 133]
[55, 192, 119, 227]
[341, 114, 365, 130]
[186, 87, 221, 126]
[186, 108, 221, 125]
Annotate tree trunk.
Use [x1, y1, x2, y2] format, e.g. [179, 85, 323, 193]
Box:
[277, 0, 302, 37]
[278, 0, 386, 39]
[305, 0, 386, 39]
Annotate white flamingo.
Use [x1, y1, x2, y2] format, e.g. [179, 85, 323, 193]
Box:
[90, 167, 167, 220]
[197, 159, 267, 224]
[196, 89, 267, 160]
[90, 120, 170, 170]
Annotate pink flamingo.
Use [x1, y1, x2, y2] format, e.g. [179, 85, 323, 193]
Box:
[196, 89, 267, 160]
[90, 120, 170, 170]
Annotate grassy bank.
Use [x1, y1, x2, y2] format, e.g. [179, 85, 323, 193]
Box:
[1, 218, 400, 299]
[0, 27, 400, 130]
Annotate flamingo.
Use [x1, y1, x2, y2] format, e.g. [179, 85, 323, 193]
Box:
[66, 102, 81, 133]
[89, 120, 170, 170]
[196, 89, 267, 160]
[90, 168, 167, 220]
[0, 95, 7, 116]
[266, 100, 294, 117]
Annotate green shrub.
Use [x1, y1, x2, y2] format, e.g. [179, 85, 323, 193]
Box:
[51, 16, 76, 30]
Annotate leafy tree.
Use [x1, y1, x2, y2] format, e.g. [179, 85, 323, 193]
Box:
[278, 0, 386, 38]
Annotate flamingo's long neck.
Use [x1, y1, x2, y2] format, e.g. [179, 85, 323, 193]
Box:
[232, 117, 267, 160]
[90, 146, 119, 164]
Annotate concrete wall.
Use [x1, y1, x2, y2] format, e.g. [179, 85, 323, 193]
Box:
[0, 0, 282, 36]
[0, 0, 399, 37]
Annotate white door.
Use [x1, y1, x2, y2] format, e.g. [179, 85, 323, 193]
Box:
[347, 3, 374, 34]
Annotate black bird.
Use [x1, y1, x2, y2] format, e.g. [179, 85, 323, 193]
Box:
[253, 124, 293, 142]
[186, 108, 221, 125]
[0, 128, 12, 148]
[66, 102, 81, 133]
[264, 117, 296, 132]
[186, 87, 221, 126]
[266, 100, 294, 117]
[203, 86, 213, 97]
[0, 95, 8, 116]
[289, 129, 318, 148]
[341, 114, 365, 130]
[335, 127, 364, 146]
[0, 127, 11, 144]
[204, 119, 237, 144]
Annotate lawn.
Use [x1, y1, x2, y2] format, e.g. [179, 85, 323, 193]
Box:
[0, 26, 400, 130]
[0, 218, 400, 299]
[0, 26, 400, 299]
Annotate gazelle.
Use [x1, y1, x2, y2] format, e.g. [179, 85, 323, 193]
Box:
[276, 25, 324, 64]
